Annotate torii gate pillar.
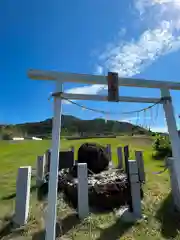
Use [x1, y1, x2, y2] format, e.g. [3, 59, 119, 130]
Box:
[161, 88, 180, 210]
[45, 82, 63, 240]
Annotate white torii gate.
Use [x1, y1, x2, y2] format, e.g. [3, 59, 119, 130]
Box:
[28, 69, 180, 240]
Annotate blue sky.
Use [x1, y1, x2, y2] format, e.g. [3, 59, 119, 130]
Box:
[1, 0, 180, 132]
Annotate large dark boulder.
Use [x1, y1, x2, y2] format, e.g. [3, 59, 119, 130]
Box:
[77, 143, 109, 174]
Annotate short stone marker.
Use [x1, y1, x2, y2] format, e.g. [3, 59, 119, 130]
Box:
[77, 163, 89, 219]
[135, 151, 145, 183]
[45, 149, 51, 173]
[106, 144, 114, 168]
[117, 146, 123, 169]
[70, 146, 74, 153]
[13, 166, 31, 226]
[36, 155, 46, 187]
[124, 145, 129, 173]
[123, 145, 133, 212]
[46, 149, 74, 172]
[70, 146, 75, 164]
[128, 160, 142, 218]
[118, 159, 142, 222]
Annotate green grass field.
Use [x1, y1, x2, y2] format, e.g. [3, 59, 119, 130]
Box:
[0, 136, 179, 240]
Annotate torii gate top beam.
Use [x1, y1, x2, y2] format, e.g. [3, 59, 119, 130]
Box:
[28, 69, 180, 90]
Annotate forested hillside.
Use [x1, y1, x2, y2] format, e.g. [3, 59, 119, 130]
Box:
[0, 115, 150, 139]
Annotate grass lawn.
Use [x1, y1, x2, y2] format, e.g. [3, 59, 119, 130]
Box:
[0, 136, 179, 239]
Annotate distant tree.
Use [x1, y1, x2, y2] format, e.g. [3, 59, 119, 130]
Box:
[2, 133, 12, 140]
[152, 134, 172, 159]
[1, 126, 13, 140]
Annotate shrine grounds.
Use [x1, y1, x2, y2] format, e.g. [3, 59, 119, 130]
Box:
[0, 136, 179, 240]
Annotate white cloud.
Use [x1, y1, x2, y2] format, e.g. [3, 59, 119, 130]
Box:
[94, 65, 104, 75]
[97, 0, 180, 77]
[65, 84, 107, 95]
[63, 83, 107, 104]
[135, 0, 180, 31]
[98, 21, 180, 77]
[64, 0, 180, 104]
[135, 0, 180, 17]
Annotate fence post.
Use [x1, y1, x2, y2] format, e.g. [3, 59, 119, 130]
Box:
[45, 149, 51, 174]
[128, 160, 142, 218]
[106, 144, 113, 167]
[124, 145, 129, 173]
[77, 163, 89, 219]
[36, 155, 46, 187]
[135, 151, 145, 183]
[71, 146, 75, 165]
[123, 145, 133, 212]
[71, 146, 74, 153]
[106, 144, 111, 160]
[117, 147, 123, 169]
[13, 166, 31, 226]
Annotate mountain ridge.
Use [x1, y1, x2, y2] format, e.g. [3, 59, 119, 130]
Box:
[0, 115, 151, 139]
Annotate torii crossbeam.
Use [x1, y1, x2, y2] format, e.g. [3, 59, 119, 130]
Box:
[28, 69, 180, 240]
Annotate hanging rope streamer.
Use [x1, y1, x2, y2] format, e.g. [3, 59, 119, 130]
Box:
[150, 107, 153, 131]
[136, 112, 139, 127]
[143, 110, 147, 130]
[48, 92, 167, 136]
[48, 93, 170, 130]
[155, 103, 159, 123]
[49, 94, 163, 116]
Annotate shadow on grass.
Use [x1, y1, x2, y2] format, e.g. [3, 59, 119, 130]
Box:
[90, 207, 113, 215]
[0, 216, 24, 239]
[157, 164, 167, 168]
[32, 213, 80, 239]
[32, 222, 61, 240]
[156, 193, 180, 239]
[1, 185, 37, 201]
[61, 213, 80, 235]
[32, 230, 46, 240]
[96, 219, 133, 240]
[152, 155, 164, 161]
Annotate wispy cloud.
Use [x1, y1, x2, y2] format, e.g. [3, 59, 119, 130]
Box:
[97, 0, 180, 76]
[135, 0, 180, 19]
[94, 65, 104, 75]
[97, 21, 180, 77]
[63, 83, 107, 104]
[64, 0, 180, 102]
[65, 84, 106, 95]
